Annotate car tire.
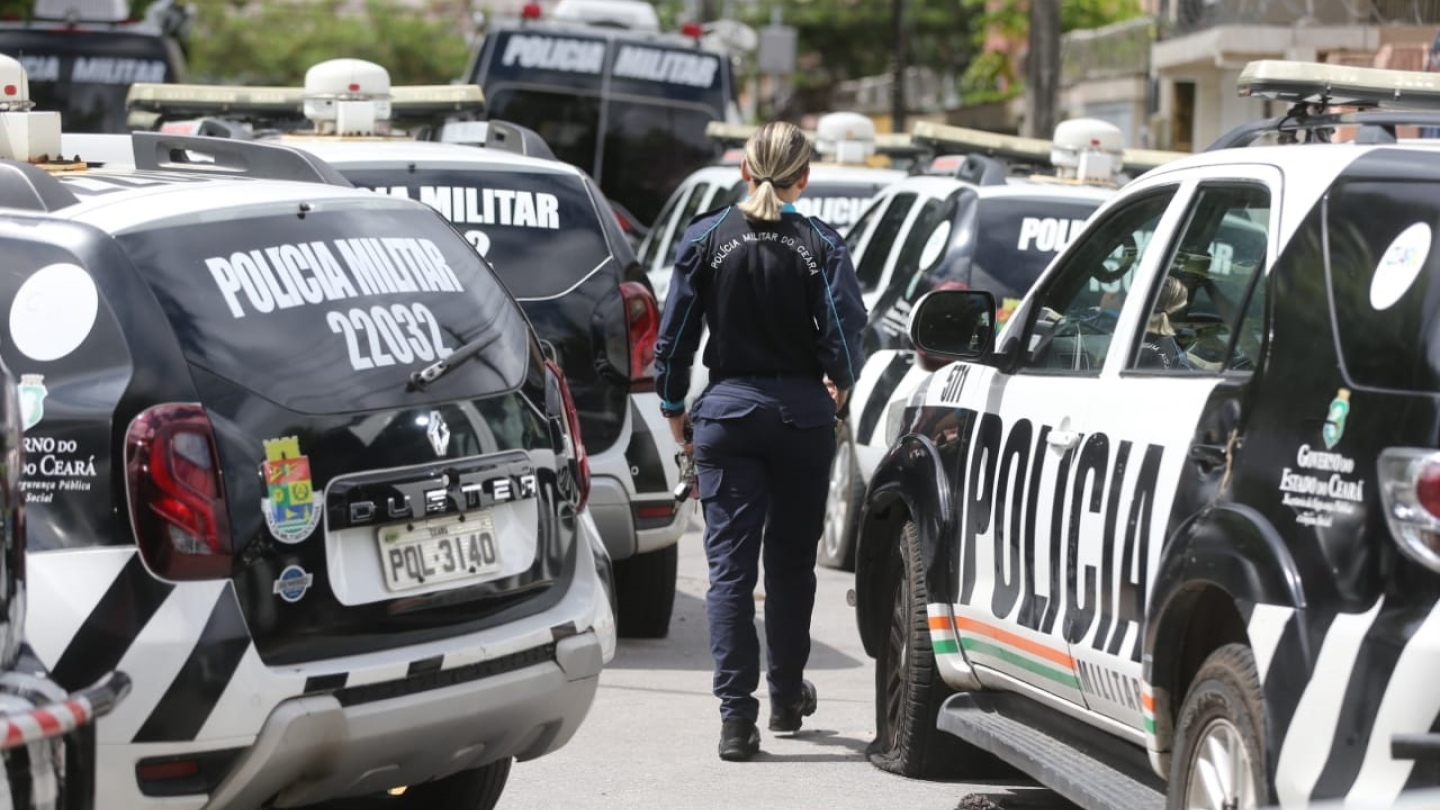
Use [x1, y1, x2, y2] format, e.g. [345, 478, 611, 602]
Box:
[1167, 644, 1267, 810]
[818, 422, 863, 571]
[367, 758, 511, 810]
[869, 520, 995, 779]
[614, 542, 678, 639]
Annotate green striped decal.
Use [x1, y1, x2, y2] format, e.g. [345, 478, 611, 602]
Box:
[1144, 716, 1156, 735]
[960, 637, 1081, 690]
[932, 638, 959, 655]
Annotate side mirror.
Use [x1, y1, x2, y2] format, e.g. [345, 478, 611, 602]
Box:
[910, 289, 996, 362]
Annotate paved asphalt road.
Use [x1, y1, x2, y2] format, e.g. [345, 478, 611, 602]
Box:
[497, 516, 1078, 810]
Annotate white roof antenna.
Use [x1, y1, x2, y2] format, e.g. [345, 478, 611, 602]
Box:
[0, 55, 61, 163]
[813, 111, 876, 166]
[303, 58, 392, 137]
[552, 0, 660, 31]
[1050, 118, 1124, 184]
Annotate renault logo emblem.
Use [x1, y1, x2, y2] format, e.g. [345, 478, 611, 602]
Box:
[426, 410, 450, 457]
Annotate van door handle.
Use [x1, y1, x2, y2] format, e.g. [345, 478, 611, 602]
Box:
[1047, 429, 1081, 450]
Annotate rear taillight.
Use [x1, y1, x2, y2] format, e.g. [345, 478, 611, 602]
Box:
[125, 404, 232, 581]
[1379, 448, 1440, 572]
[619, 281, 659, 391]
[547, 360, 590, 511]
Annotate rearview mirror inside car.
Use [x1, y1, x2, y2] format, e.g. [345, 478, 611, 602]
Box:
[910, 289, 996, 362]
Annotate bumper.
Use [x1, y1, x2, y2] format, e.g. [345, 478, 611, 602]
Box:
[205, 633, 602, 808]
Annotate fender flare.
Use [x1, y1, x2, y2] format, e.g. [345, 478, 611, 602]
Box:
[854, 432, 955, 658]
[1144, 502, 1305, 754]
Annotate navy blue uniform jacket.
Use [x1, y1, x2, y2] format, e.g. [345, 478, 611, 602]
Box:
[653, 204, 867, 414]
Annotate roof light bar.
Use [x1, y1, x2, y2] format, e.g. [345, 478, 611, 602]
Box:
[127, 83, 484, 122]
[911, 120, 1052, 162]
[1238, 59, 1440, 109]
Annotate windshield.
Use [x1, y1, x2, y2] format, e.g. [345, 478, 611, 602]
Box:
[1, 29, 179, 133]
[116, 207, 531, 413]
[341, 168, 613, 300]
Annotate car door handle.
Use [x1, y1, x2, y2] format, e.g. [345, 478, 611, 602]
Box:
[1047, 429, 1081, 450]
[1188, 443, 1227, 469]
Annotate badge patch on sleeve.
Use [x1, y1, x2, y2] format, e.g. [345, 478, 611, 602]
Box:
[262, 436, 320, 543]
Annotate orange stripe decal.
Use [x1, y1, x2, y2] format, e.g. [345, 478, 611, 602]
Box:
[954, 616, 1075, 670]
[1141, 691, 1155, 713]
[927, 616, 951, 632]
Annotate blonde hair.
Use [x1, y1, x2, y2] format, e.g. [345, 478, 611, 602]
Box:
[736, 121, 811, 222]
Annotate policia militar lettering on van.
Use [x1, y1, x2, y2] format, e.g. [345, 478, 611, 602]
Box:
[854, 61, 1440, 810]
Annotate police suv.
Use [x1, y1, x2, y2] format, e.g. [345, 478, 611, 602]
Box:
[128, 59, 694, 640]
[0, 56, 613, 810]
[828, 121, 1187, 570]
[856, 59, 1440, 809]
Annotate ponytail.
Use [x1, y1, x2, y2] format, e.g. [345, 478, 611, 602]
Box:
[736, 121, 811, 223]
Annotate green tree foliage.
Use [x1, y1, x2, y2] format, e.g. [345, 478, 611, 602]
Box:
[959, 0, 1143, 104]
[740, 0, 974, 106]
[184, 0, 472, 84]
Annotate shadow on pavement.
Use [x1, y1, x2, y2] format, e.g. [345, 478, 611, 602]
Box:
[607, 591, 866, 672]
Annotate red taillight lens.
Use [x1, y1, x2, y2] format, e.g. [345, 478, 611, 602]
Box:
[1418, 460, 1440, 519]
[681, 21, 704, 39]
[521, 2, 542, 19]
[547, 360, 590, 511]
[619, 281, 659, 391]
[125, 404, 232, 581]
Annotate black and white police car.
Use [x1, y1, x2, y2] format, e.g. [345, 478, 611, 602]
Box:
[854, 59, 1440, 810]
[127, 58, 694, 640]
[0, 55, 613, 810]
[823, 120, 1184, 570]
[638, 112, 909, 306]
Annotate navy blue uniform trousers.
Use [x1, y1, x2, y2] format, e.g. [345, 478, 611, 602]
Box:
[691, 377, 835, 723]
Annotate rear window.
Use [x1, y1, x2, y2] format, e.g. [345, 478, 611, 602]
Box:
[1, 29, 179, 133]
[970, 197, 1101, 287]
[341, 168, 613, 300]
[117, 206, 532, 414]
[1325, 180, 1440, 393]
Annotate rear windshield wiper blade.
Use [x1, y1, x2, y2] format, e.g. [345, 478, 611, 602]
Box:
[407, 330, 500, 392]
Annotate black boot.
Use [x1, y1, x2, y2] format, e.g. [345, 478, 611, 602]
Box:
[718, 717, 760, 761]
[768, 679, 817, 734]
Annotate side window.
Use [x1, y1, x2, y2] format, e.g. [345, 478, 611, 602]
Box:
[1129, 184, 1270, 373]
[1021, 188, 1178, 373]
[845, 196, 883, 249]
[662, 184, 714, 265]
[855, 192, 918, 293]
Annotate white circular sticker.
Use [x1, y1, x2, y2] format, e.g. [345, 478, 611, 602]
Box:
[1370, 222, 1432, 311]
[10, 263, 99, 362]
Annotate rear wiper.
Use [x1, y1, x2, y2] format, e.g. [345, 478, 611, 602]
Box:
[407, 331, 500, 392]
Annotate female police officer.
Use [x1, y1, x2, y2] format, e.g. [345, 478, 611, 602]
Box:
[652, 121, 867, 762]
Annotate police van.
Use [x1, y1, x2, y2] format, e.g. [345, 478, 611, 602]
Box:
[0, 0, 187, 133]
[827, 122, 1187, 569]
[639, 112, 910, 306]
[0, 55, 614, 810]
[855, 59, 1440, 809]
[127, 59, 693, 640]
[463, 0, 739, 228]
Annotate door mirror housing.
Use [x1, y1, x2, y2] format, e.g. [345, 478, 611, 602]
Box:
[910, 289, 996, 362]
